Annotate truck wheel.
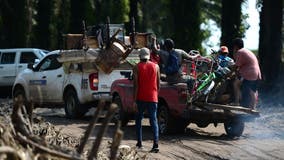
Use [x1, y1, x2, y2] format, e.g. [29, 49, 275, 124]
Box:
[158, 103, 188, 135]
[64, 90, 85, 119]
[13, 88, 33, 121]
[113, 95, 129, 127]
[224, 119, 245, 137]
[13, 88, 27, 103]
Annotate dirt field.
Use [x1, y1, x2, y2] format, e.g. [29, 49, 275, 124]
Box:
[33, 104, 284, 160]
[1, 92, 284, 160]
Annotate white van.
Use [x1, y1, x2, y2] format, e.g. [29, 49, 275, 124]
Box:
[0, 48, 48, 87]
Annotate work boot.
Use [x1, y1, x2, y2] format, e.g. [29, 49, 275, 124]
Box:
[136, 141, 143, 149]
[150, 143, 159, 153]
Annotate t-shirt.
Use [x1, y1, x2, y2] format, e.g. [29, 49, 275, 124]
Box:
[158, 48, 194, 84]
[234, 48, 261, 81]
[150, 51, 160, 64]
[136, 61, 158, 102]
[158, 49, 189, 72]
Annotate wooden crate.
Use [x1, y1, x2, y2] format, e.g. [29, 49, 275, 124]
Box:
[130, 33, 153, 49]
[63, 34, 99, 49]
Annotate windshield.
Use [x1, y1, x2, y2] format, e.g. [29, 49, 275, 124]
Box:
[39, 50, 49, 57]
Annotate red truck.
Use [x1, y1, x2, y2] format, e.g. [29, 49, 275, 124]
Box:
[110, 73, 260, 137]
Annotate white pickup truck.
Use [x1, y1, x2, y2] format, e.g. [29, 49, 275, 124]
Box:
[12, 49, 134, 118]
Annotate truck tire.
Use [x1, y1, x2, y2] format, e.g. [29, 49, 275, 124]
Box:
[13, 88, 33, 121]
[113, 95, 129, 127]
[64, 89, 85, 119]
[158, 103, 188, 135]
[224, 119, 245, 137]
[13, 88, 27, 103]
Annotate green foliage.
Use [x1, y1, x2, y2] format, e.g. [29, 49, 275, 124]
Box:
[70, 0, 94, 33]
[139, 0, 172, 35]
[201, 0, 222, 27]
[109, 0, 130, 23]
[171, 0, 202, 51]
[93, 0, 129, 24]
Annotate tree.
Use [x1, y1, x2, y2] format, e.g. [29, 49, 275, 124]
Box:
[0, 0, 32, 48]
[258, 0, 283, 84]
[171, 0, 202, 51]
[109, 0, 129, 23]
[70, 0, 94, 33]
[93, 0, 110, 24]
[33, 0, 54, 50]
[93, 0, 129, 25]
[55, 0, 71, 49]
[220, 0, 246, 57]
[128, 0, 140, 32]
[139, 0, 172, 37]
[201, 0, 222, 28]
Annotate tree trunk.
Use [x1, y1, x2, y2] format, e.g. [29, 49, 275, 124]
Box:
[129, 0, 140, 31]
[221, 0, 243, 57]
[34, 0, 53, 49]
[25, 0, 33, 47]
[56, 0, 71, 50]
[258, 0, 283, 84]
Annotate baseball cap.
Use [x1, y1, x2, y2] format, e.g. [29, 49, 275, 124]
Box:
[219, 46, 229, 53]
[139, 47, 150, 60]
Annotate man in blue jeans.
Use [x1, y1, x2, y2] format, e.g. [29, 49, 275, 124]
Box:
[133, 47, 160, 153]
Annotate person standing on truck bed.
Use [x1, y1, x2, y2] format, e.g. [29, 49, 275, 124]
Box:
[232, 38, 261, 109]
[133, 47, 160, 153]
[152, 37, 200, 84]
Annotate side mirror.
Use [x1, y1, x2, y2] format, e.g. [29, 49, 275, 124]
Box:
[34, 59, 40, 64]
[27, 63, 34, 70]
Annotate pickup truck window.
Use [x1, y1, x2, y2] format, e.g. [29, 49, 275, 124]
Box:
[0, 52, 16, 64]
[20, 52, 38, 63]
[36, 54, 62, 71]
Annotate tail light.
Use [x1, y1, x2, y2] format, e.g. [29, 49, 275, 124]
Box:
[89, 73, 99, 90]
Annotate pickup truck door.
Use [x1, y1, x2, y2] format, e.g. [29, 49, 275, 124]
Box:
[123, 80, 135, 111]
[42, 67, 64, 102]
[28, 70, 47, 103]
[30, 54, 64, 103]
[0, 52, 17, 86]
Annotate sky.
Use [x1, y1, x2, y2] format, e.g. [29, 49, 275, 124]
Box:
[243, 0, 260, 50]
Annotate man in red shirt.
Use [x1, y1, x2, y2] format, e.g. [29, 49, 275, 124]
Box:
[133, 47, 160, 153]
[232, 38, 261, 109]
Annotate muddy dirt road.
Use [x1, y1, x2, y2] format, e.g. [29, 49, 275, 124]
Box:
[33, 105, 284, 160]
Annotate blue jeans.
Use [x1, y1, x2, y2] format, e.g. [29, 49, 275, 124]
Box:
[135, 101, 159, 144]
